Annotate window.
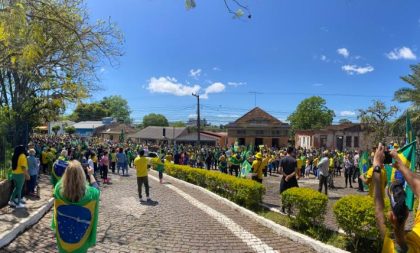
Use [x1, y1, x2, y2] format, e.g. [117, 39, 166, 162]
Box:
[346, 136, 352, 147]
[353, 136, 359, 148]
[255, 130, 264, 135]
[320, 135, 327, 148]
[236, 130, 246, 135]
[272, 130, 280, 135]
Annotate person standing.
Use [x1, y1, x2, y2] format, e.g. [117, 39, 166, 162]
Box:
[219, 152, 228, 174]
[317, 151, 329, 195]
[110, 149, 117, 174]
[251, 153, 264, 183]
[343, 154, 353, 188]
[100, 151, 110, 184]
[27, 149, 39, 196]
[279, 147, 298, 193]
[9, 145, 29, 208]
[116, 148, 128, 176]
[52, 161, 100, 253]
[134, 150, 152, 203]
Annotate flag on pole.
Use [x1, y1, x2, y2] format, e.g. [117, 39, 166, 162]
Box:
[359, 151, 370, 191]
[406, 112, 413, 144]
[397, 141, 417, 210]
[240, 160, 252, 178]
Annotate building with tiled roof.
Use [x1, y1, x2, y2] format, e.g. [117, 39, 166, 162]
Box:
[226, 107, 290, 148]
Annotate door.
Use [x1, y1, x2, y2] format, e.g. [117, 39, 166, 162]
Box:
[271, 138, 279, 148]
[336, 136, 344, 151]
[255, 138, 263, 147]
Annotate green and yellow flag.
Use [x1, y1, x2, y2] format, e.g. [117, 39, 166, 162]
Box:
[406, 112, 413, 144]
[359, 151, 370, 191]
[398, 141, 417, 210]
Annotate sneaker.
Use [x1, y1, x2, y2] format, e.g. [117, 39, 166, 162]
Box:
[139, 198, 145, 203]
[16, 203, 25, 209]
[146, 198, 152, 203]
[8, 201, 16, 207]
[15, 198, 26, 204]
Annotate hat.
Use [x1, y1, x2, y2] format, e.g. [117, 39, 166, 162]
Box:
[255, 153, 262, 159]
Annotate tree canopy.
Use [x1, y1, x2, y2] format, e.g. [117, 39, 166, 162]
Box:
[143, 113, 169, 127]
[287, 96, 335, 133]
[69, 95, 131, 123]
[0, 0, 122, 144]
[358, 100, 398, 145]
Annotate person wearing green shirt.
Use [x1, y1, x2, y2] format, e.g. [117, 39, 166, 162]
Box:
[52, 160, 100, 253]
[229, 153, 241, 177]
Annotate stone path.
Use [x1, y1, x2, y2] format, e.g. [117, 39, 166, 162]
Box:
[2, 169, 315, 253]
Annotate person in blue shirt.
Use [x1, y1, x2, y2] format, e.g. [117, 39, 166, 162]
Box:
[27, 148, 39, 197]
[116, 148, 128, 176]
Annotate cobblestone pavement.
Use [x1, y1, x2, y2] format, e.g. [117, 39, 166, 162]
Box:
[2, 169, 315, 253]
[262, 172, 415, 231]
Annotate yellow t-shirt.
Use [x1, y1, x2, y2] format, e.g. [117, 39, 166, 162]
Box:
[41, 151, 48, 164]
[382, 210, 420, 253]
[13, 154, 28, 174]
[252, 159, 263, 179]
[134, 156, 148, 177]
[165, 155, 173, 163]
[365, 167, 387, 198]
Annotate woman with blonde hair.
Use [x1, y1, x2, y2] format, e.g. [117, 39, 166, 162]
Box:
[52, 160, 100, 253]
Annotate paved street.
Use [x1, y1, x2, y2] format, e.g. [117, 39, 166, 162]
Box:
[2, 169, 314, 253]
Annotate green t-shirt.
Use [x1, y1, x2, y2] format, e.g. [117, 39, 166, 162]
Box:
[52, 180, 100, 253]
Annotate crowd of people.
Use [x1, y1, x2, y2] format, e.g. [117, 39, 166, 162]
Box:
[5, 134, 419, 252]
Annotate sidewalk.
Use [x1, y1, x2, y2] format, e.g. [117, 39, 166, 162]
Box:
[0, 174, 53, 247]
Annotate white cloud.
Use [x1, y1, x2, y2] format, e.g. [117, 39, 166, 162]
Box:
[212, 66, 221, 71]
[337, 48, 350, 58]
[100, 67, 106, 73]
[386, 47, 417, 60]
[188, 114, 197, 118]
[320, 55, 330, 62]
[340, 111, 356, 117]
[227, 81, 247, 87]
[202, 82, 225, 99]
[312, 83, 324, 87]
[341, 64, 374, 75]
[189, 68, 202, 79]
[147, 76, 200, 96]
[216, 114, 240, 118]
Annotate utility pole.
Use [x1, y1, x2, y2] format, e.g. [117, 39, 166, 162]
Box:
[248, 91, 263, 107]
[192, 93, 201, 147]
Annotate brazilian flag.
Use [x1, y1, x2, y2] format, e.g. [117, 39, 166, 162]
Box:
[240, 160, 252, 178]
[398, 141, 417, 210]
[406, 112, 413, 144]
[359, 151, 370, 191]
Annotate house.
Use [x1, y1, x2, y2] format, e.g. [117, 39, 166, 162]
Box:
[226, 107, 290, 148]
[127, 126, 187, 143]
[73, 121, 105, 137]
[94, 122, 137, 142]
[295, 123, 369, 151]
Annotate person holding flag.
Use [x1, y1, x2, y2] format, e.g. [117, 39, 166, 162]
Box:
[251, 153, 264, 183]
[373, 143, 419, 252]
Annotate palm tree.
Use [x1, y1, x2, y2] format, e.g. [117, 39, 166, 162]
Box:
[393, 63, 420, 137]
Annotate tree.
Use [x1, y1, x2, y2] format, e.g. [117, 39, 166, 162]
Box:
[358, 100, 399, 145]
[64, 126, 76, 136]
[171, 121, 186, 127]
[338, 119, 352, 124]
[70, 103, 108, 122]
[100, 96, 131, 123]
[185, 0, 252, 19]
[51, 125, 61, 136]
[143, 113, 169, 127]
[393, 63, 420, 136]
[0, 0, 122, 145]
[287, 96, 335, 134]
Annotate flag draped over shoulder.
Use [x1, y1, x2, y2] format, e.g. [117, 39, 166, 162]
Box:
[398, 141, 417, 210]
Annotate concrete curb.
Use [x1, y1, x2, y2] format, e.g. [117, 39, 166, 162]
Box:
[0, 197, 54, 248]
[150, 171, 349, 253]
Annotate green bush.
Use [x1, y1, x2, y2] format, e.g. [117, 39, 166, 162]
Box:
[163, 163, 265, 210]
[333, 195, 387, 251]
[281, 187, 328, 229]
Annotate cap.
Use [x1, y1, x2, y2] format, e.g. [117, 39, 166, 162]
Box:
[255, 153, 262, 159]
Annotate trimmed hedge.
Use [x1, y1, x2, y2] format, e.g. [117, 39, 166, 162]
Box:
[163, 163, 265, 210]
[281, 187, 328, 229]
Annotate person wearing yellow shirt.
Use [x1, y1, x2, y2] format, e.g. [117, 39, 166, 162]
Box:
[251, 153, 264, 183]
[9, 145, 29, 208]
[373, 144, 420, 253]
[360, 165, 387, 198]
[134, 150, 152, 203]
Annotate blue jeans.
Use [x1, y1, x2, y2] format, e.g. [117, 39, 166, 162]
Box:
[29, 175, 38, 193]
[117, 162, 128, 175]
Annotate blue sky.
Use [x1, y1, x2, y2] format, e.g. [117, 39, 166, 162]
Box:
[84, 0, 420, 125]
